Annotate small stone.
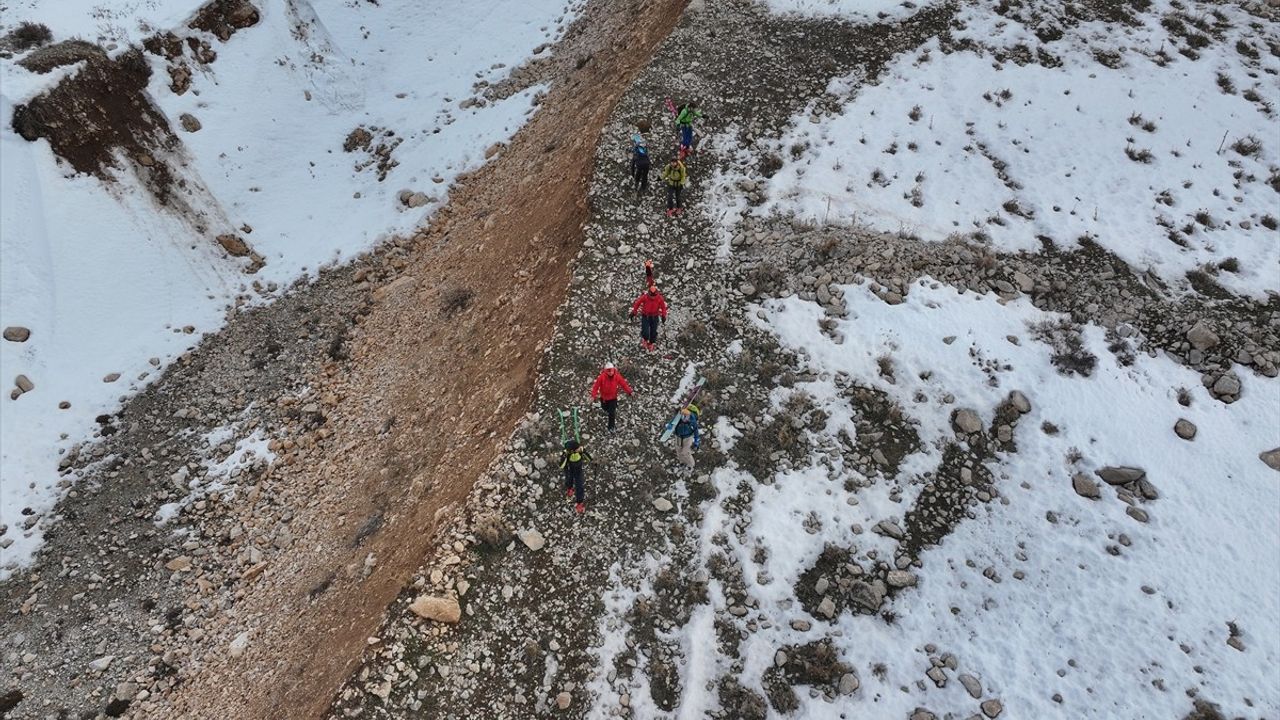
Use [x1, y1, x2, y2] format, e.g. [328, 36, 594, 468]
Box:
[774, 650, 788, 667]
[1174, 419, 1197, 440]
[838, 672, 860, 694]
[959, 673, 982, 699]
[1072, 473, 1101, 500]
[179, 113, 202, 132]
[216, 234, 252, 257]
[88, 655, 115, 672]
[981, 699, 1004, 717]
[103, 373, 121, 383]
[886, 570, 918, 588]
[652, 498, 674, 512]
[228, 631, 250, 659]
[1008, 390, 1031, 414]
[1126, 506, 1149, 523]
[518, 529, 545, 551]
[952, 409, 983, 434]
[14, 375, 33, 393]
[408, 595, 461, 624]
[556, 691, 571, 710]
[1096, 466, 1145, 485]
[3, 327, 30, 343]
[1186, 320, 1219, 351]
[790, 619, 811, 631]
[1260, 448, 1280, 472]
[165, 556, 192, 572]
[926, 666, 947, 687]
[817, 596, 836, 619]
[1212, 372, 1241, 398]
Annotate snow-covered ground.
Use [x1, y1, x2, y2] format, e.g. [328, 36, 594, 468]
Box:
[0, 0, 582, 575]
[760, 0, 938, 22]
[713, 0, 1280, 296]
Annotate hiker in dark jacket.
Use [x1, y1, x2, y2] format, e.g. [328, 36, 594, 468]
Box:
[559, 439, 593, 514]
[590, 362, 634, 432]
[630, 132, 651, 195]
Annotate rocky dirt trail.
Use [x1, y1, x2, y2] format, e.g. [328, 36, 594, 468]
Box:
[0, 0, 685, 717]
[326, 0, 1280, 718]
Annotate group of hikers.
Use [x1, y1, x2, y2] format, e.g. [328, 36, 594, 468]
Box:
[557, 103, 706, 514]
[628, 101, 704, 216]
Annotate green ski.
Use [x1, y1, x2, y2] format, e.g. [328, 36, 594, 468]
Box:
[558, 407, 581, 446]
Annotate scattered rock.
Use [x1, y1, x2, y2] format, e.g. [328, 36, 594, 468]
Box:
[165, 555, 192, 571]
[1174, 419, 1197, 440]
[228, 631, 250, 658]
[958, 673, 982, 699]
[1096, 466, 1145, 485]
[179, 113, 202, 132]
[1072, 473, 1101, 499]
[14, 375, 34, 393]
[216, 233, 251, 257]
[952, 408, 983, 434]
[518, 529, 545, 551]
[88, 655, 115, 672]
[838, 672, 860, 695]
[3, 327, 30, 342]
[555, 691, 571, 710]
[408, 595, 462, 624]
[1126, 506, 1149, 523]
[1008, 390, 1031, 414]
[103, 373, 121, 383]
[981, 698, 1004, 717]
[885, 570, 918, 588]
[1186, 320, 1219, 351]
[652, 497, 673, 512]
[817, 596, 836, 619]
[1260, 448, 1280, 472]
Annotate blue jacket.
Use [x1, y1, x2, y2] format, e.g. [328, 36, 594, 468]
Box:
[674, 415, 699, 442]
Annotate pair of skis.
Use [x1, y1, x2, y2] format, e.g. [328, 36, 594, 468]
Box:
[659, 376, 706, 443]
[558, 407, 580, 446]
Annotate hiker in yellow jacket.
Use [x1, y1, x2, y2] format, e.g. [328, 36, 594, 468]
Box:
[661, 156, 687, 217]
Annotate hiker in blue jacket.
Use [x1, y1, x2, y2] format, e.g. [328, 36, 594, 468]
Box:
[630, 131, 651, 195]
[672, 405, 700, 474]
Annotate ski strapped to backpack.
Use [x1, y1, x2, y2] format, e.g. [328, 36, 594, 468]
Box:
[558, 407, 581, 446]
[659, 377, 706, 442]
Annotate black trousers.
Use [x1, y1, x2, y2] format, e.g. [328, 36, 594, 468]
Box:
[641, 315, 660, 344]
[563, 464, 585, 503]
[601, 398, 618, 430]
[666, 185, 683, 209]
[632, 162, 650, 192]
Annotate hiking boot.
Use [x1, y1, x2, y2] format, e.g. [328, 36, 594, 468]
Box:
[566, 487, 575, 499]
[575, 503, 585, 514]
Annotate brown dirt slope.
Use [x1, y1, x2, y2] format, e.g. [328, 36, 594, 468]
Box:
[159, 0, 688, 717]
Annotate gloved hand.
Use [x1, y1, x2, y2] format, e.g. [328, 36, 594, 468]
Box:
[693, 438, 701, 450]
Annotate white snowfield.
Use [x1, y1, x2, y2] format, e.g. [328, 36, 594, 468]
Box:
[0, 0, 583, 576]
[717, 0, 1280, 297]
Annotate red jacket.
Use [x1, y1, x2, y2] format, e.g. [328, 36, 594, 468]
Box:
[591, 369, 633, 401]
[631, 290, 668, 318]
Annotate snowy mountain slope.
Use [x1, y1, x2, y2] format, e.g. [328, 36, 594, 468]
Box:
[0, 0, 582, 576]
[710, 0, 1280, 297]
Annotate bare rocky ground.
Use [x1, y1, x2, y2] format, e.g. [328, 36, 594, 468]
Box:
[4, 1, 1279, 720]
[326, 1, 1280, 718]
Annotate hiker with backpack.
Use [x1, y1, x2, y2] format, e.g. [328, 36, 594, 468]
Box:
[590, 362, 634, 433]
[671, 405, 700, 474]
[660, 156, 687, 217]
[629, 124, 651, 196]
[630, 284, 669, 351]
[560, 439, 593, 514]
[675, 103, 703, 159]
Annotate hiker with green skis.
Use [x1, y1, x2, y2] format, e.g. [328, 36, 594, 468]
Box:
[671, 405, 700, 474]
[661, 156, 687, 217]
[560, 439, 593, 514]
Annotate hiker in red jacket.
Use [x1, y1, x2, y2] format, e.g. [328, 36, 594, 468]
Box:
[630, 284, 668, 351]
[590, 362, 634, 432]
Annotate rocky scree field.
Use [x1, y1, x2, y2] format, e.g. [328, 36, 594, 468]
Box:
[332, 0, 1279, 718]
